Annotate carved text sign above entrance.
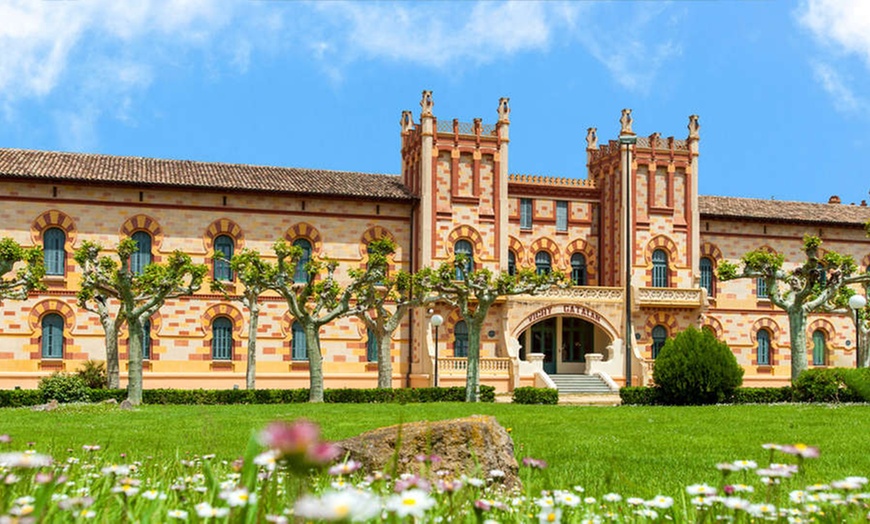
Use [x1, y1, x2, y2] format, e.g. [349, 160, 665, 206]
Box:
[515, 303, 619, 341]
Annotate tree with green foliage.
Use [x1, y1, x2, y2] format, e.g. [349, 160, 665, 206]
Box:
[270, 240, 361, 402]
[211, 248, 275, 390]
[75, 239, 207, 404]
[417, 257, 563, 402]
[718, 235, 870, 381]
[351, 238, 433, 388]
[0, 237, 45, 301]
[652, 326, 744, 405]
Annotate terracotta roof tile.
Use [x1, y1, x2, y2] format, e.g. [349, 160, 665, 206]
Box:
[0, 148, 414, 202]
[700, 195, 870, 226]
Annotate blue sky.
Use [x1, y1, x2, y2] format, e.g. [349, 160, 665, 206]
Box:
[1, 1, 869, 204]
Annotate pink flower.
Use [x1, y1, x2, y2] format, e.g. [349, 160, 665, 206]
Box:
[0, 434, 11, 444]
[522, 457, 548, 469]
[780, 444, 820, 459]
[260, 420, 320, 455]
[306, 442, 341, 466]
[328, 460, 362, 476]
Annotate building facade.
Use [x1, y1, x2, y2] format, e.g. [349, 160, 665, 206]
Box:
[1, 91, 869, 391]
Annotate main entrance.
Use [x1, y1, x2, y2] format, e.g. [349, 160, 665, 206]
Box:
[518, 316, 602, 374]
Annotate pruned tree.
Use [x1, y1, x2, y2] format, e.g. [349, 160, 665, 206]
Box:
[718, 235, 870, 381]
[270, 240, 360, 403]
[0, 237, 45, 301]
[75, 239, 207, 404]
[417, 257, 563, 402]
[211, 248, 275, 390]
[351, 238, 431, 388]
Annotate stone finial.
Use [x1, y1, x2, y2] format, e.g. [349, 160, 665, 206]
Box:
[497, 97, 510, 122]
[620, 108, 634, 135]
[420, 90, 434, 117]
[586, 127, 598, 149]
[688, 114, 700, 139]
[400, 110, 414, 133]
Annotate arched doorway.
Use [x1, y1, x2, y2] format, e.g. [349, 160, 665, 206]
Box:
[517, 315, 611, 374]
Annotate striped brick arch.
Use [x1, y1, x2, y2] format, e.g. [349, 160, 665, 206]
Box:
[528, 237, 563, 267]
[507, 236, 525, 266]
[700, 242, 723, 263]
[31, 209, 77, 247]
[447, 225, 485, 261]
[203, 218, 245, 252]
[284, 222, 323, 255]
[644, 235, 680, 265]
[806, 318, 836, 342]
[359, 226, 396, 256]
[201, 304, 244, 336]
[641, 312, 678, 341]
[564, 238, 597, 281]
[120, 214, 164, 250]
[751, 317, 781, 340]
[701, 315, 723, 340]
[27, 299, 76, 334]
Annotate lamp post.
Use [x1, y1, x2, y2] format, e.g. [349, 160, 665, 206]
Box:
[431, 314, 444, 386]
[849, 294, 867, 368]
[619, 132, 637, 386]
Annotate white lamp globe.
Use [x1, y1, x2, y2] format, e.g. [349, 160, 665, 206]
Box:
[430, 314, 444, 327]
[849, 294, 867, 311]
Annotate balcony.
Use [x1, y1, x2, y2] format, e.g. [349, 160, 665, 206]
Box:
[636, 287, 704, 308]
[519, 286, 625, 303]
[437, 357, 512, 376]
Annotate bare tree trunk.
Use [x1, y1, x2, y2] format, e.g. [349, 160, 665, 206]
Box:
[465, 320, 483, 402]
[104, 323, 120, 389]
[377, 331, 392, 388]
[860, 322, 870, 368]
[246, 302, 260, 390]
[127, 316, 144, 405]
[788, 308, 808, 382]
[306, 323, 324, 403]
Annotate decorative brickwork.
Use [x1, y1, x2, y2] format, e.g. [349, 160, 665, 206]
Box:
[644, 235, 680, 266]
[564, 238, 597, 283]
[640, 312, 678, 358]
[446, 225, 485, 267]
[120, 313, 163, 361]
[200, 304, 244, 362]
[27, 299, 77, 361]
[750, 317, 782, 366]
[701, 315, 723, 340]
[507, 236, 525, 266]
[528, 237, 563, 268]
[284, 222, 323, 255]
[203, 218, 245, 252]
[119, 214, 164, 264]
[699, 242, 723, 263]
[31, 209, 77, 248]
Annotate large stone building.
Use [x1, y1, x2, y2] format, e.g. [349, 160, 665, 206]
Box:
[1, 92, 868, 392]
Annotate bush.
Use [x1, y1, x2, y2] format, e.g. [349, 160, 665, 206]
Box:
[512, 387, 559, 405]
[76, 360, 107, 389]
[0, 389, 43, 408]
[793, 368, 870, 403]
[731, 387, 793, 404]
[652, 327, 744, 405]
[619, 386, 661, 405]
[37, 372, 90, 403]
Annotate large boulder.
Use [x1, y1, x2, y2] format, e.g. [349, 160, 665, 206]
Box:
[335, 415, 520, 490]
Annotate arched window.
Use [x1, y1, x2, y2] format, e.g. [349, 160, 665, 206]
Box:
[41, 313, 64, 359]
[143, 320, 152, 360]
[366, 329, 378, 363]
[508, 251, 516, 277]
[756, 278, 769, 299]
[212, 317, 233, 361]
[700, 257, 714, 297]
[213, 235, 234, 282]
[652, 249, 668, 287]
[292, 322, 307, 361]
[454, 240, 473, 280]
[757, 330, 771, 366]
[571, 253, 587, 286]
[43, 228, 66, 276]
[535, 251, 552, 275]
[651, 325, 667, 359]
[293, 239, 312, 283]
[130, 231, 152, 275]
[812, 330, 826, 366]
[454, 321, 469, 357]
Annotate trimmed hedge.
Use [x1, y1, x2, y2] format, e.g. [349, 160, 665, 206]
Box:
[731, 387, 794, 404]
[619, 386, 662, 406]
[793, 368, 870, 403]
[512, 387, 559, 405]
[0, 385, 496, 408]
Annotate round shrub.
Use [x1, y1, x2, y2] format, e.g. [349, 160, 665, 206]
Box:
[38, 372, 90, 403]
[652, 327, 743, 405]
[76, 360, 107, 389]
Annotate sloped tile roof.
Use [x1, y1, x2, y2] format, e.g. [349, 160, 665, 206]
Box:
[0, 148, 415, 201]
[700, 195, 870, 226]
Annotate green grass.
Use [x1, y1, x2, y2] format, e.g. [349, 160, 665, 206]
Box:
[3, 402, 869, 499]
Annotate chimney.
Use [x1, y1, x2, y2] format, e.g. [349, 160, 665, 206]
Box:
[828, 195, 841, 204]
[861, 200, 867, 207]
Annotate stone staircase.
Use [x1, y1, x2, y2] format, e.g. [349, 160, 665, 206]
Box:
[549, 374, 615, 394]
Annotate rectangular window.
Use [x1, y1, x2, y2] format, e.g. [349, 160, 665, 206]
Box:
[556, 201, 568, 231]
[520, 199, 533, 229]
[757, 278, 769, 299]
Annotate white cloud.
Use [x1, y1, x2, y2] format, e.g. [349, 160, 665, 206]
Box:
[811, 62, 866, 114]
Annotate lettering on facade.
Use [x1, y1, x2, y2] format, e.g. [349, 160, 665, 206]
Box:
[524, 304, 602, 327]
[525, 307, 552, 324]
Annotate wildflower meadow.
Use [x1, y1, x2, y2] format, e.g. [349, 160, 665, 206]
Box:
[1, 402, 869, 522]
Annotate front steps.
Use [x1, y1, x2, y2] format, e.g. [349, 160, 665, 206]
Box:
[549, 374, 616, 394]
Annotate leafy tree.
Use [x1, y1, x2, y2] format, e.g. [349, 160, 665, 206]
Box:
[418, 257, 563, 402]
[75, 239, 207, 404]
[0, 237, 45, 301]
[351, 238, 433, 388]
[211, 248, 275, 390]
[652, 326, 744, 405]
[718, 236, 870, 381]
[270, 240, 360, 403]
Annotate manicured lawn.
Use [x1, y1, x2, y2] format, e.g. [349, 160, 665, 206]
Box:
[3, 402, 869, 499]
